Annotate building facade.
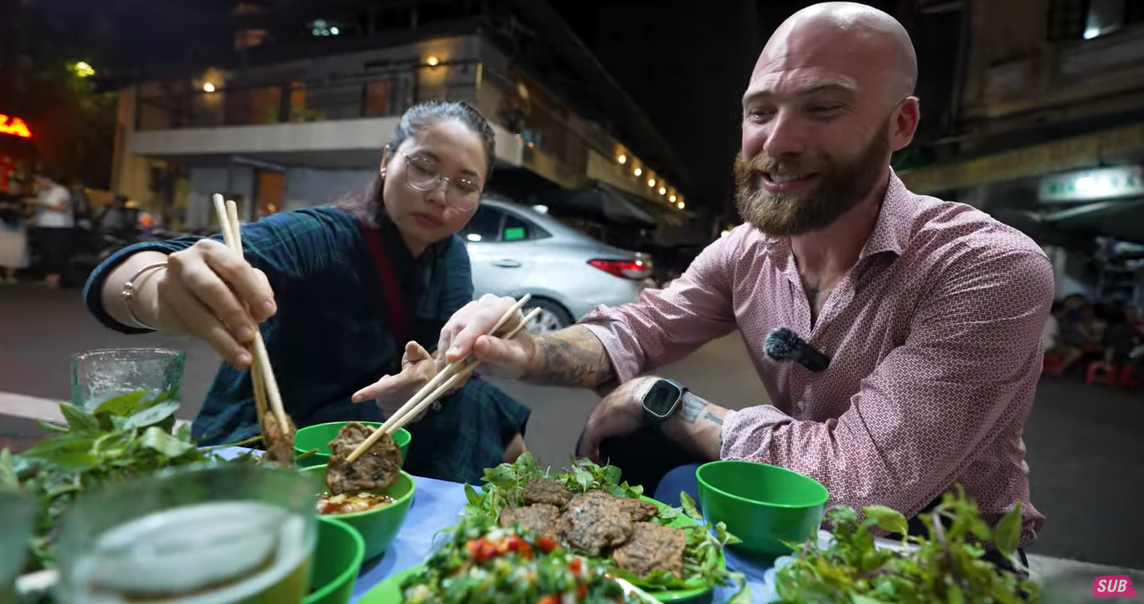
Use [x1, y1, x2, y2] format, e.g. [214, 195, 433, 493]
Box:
[108, 2, 695, 242]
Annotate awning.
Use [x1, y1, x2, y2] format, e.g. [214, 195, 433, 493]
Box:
[560, 182, 659, 226]
[898, 122, 1144, 194]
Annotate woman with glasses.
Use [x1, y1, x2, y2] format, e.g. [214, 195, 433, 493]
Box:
[81, 100, 530, 483]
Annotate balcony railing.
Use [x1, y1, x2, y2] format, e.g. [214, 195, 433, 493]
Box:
[134, 60, 627, 193]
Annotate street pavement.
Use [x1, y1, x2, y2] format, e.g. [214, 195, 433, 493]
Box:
[1, 284, 1142, 571]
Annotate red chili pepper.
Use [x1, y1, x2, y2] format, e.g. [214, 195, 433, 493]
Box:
[536, 537, 559, 554]
[535, 596, 560, 604]
[466, 539, 481, 559]
[518, 541, 533, 560]
[568, 558, 582, 573]
[496, 539, 511, 555]
[578, 584, 587, 598]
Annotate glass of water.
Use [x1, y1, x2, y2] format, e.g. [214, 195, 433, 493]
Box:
[0, 491, 37, 604]
[71, 348, 186, 411]
[53, 464, 320, 604]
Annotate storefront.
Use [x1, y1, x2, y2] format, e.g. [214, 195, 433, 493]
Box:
[0, 112, 35, 189]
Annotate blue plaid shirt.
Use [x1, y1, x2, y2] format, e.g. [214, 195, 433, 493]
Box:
[82, 206, 474, 446]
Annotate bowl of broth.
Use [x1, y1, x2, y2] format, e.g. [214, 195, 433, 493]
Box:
[301, 464, 416, 562]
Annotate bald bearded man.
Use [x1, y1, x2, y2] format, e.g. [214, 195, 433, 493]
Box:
[426, 2, 1052, 568]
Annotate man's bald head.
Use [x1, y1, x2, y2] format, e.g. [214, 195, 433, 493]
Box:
[758, 2, 917, 105]
[734, 2, 922, 236]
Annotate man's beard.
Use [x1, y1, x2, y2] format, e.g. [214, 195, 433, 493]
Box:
[733, 124, 891, 237]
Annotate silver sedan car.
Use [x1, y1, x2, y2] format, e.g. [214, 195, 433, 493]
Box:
[459, 199, 652, 333]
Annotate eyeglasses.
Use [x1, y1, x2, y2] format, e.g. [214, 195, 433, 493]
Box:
[395, 150, 483, 212]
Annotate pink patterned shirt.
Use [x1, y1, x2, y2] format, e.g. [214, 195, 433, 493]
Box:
[580, 170, 1052, 546]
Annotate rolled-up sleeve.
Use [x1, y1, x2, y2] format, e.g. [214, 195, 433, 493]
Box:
[721, 249, 1054, 533]
[579, 234, 739, 384]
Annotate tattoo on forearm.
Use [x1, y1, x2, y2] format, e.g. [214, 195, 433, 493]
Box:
[529, 326, 614, 388]
[679, 393, 709, 423]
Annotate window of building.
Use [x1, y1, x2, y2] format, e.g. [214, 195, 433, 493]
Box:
[1049, 0, 1137, 41]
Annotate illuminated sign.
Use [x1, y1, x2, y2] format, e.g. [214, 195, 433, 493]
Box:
[1039, 166, 1144, 203]
[0, 115, 33, 139]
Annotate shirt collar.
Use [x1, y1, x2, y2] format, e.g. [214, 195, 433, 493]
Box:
[858, 168, 915, 260]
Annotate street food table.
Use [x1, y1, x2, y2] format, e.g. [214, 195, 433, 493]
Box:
[345, 474, 781, 604]
[210, 445, 782, 603]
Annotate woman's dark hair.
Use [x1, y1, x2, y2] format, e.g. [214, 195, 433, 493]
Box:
[341, 100, 496, 225]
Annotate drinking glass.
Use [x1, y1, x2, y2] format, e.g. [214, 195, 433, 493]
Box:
[71, 348, 186, 411]
[0, 491, 37, 604]
[53, 464, 320, 604]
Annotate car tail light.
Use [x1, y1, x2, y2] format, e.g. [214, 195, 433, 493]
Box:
[588, 258, 651, 280]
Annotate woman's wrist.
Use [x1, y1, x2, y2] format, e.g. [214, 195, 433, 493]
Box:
[100, 251, 170, 331]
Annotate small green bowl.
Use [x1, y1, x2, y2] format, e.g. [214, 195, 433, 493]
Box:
[301, 465, 416, 562]
[696, 460, 829, 558]
[303, 516, 364, 604]
[295, 422, 411, 469]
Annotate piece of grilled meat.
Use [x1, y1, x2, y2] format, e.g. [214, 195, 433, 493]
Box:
[325, 422, 401, 495]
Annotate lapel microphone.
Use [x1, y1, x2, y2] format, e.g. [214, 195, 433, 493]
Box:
[764, 327, 831, 372]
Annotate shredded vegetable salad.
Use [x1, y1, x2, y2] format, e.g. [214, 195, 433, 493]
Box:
[401, 514, 648, 604]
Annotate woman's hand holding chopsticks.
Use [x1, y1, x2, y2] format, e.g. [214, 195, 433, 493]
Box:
[157, 241, 277, 369]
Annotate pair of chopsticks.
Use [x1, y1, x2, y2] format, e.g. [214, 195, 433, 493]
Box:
[211, 194, 290, 434]
[346, 294, 540, 463]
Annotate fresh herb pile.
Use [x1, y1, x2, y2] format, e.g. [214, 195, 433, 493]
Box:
[773, 485, 1042, 604]
[0, 390, 250, 573]
[401, 513, 651, 604]
[461, 453, 748, 601]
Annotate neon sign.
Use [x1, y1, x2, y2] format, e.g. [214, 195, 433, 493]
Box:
[0, 115, 32, 139]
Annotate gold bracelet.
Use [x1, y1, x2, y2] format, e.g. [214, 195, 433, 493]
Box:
[121, 261, 168, 330]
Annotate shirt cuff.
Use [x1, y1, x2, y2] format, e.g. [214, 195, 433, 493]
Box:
[720, 404, 794, 461]
[82, 240, 188, 335]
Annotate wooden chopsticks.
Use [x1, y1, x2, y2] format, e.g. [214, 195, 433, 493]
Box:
[346, 295, 536, 463]
[212, 194, 290, 434]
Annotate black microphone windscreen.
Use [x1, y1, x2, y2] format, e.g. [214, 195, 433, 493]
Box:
[764, 327, 801, 361]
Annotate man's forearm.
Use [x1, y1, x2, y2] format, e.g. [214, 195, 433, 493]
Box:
[663, 391, 726, 461]
[524, 325, 615, 388]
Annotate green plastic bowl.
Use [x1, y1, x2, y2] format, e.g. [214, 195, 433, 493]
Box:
[301, 465, 416, 562]
[294, 421, 411, 469]
[696, 460, 829, 558]
[303, 516, 364, 604]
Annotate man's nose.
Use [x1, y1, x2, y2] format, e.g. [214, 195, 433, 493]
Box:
[762, 109, 807, 159]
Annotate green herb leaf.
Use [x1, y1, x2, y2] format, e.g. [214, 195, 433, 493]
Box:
[994, 502, 1022, 555]
[140, 427, 195, 458]
[122, 400, 180, 430]
[92, 390, 148, 417]
[464, 483, 482, 507]
[37, 421, 69, 433]
[852, 595, 894, 604]
[59, 403, 99, 433]
[0, 449, 18, 490]
[863, 505, 908, 536]
[22, 432, 95, 460]
[48, 452, 101, 472]
[679, 491, 702, 522]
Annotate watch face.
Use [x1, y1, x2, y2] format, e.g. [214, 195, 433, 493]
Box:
[644, 380, 683, 419]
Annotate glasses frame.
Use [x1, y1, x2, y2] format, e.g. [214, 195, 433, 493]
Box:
[393, 149, 483, 212]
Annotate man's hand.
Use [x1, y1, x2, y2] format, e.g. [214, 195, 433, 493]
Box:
[352, 341, 445, 422]
[577, 377, 656, 463]
[436, 294, 537, 378]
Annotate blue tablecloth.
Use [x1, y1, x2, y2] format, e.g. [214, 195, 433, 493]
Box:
[346, 475, 782, 603]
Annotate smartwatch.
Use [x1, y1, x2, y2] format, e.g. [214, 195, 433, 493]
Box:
[642, 378, 688, 427]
